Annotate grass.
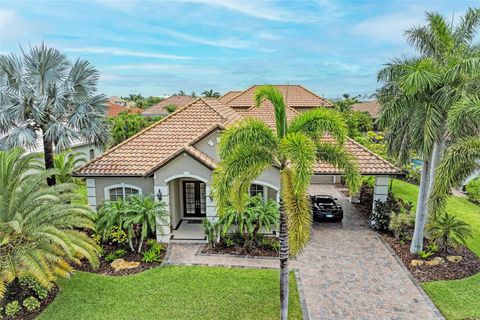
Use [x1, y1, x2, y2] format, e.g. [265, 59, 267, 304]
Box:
[391, 179, 480, 256]
[38, 266, 303, 320]
[391, 179, 480, 320]
[421, 273, 480, 320]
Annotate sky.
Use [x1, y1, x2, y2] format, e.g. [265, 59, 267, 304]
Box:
[0, 0, 478, 99]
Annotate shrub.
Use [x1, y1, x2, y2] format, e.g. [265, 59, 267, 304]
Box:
[371, 195, 412, 232]
[105, 226, 128, 244]
[5, 301, 21, 317]
[22, 296, 41, 311]
[465, 177, 480, 204]
[223, 236, 235, 248]
[19, 277, 49, 300]
[141, 240, 165, 263]
[388, 208, 414, 239]
[104, 249, 127, 262]
[405, 164, 421, 185]
[428, 212, 472, 255]
[165, 104, 177, 113]
[203, 219, 220, 248]
[270, 240, 280, 253]
[418, 250, 434, 259]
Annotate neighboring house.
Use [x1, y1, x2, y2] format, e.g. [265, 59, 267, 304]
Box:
[74, 85, 400, 242]
[107, 103, 142, 117]
[108, 96, 127, 107]
[142, 95, 195, 117]
[218, 90, 242, 103]
[350, 100, 381, 119]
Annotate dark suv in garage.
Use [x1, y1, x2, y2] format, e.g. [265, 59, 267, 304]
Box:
[310, 195, 343, 222]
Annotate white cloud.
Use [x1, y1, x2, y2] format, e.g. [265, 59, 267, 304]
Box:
[0, 10, 44, 43]
[108, 63, 223, 74]
[160, 28, 251, 49]
[351, 9, 426, 43]
[63, 47, 193, 60]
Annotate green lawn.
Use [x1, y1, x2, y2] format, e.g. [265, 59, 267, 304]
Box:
[391, 179, 480, 256]
[391, 179, 480, 320]
[38, 266, 303, 320]
[421, 273, 480, 320]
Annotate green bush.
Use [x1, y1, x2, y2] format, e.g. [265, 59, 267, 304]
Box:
[223, 236, 235, 248]
[388, 208, 414, 239]
[465, 177, 480, 203]
[371, 195, 412, 232]
[405, 164, 421, 185]
[203, 219, 220, 248]
[22, 296, 41, 311]
[428, 212, 472, 255]
[104, 249, 127, 262]
[418, 250, 434, 259]
[270, 240, 280, 253]
[19, 277, 49, 300]
[5, 301, 21, 317]
[141, 240, 165, 263]
[105, 226, 128, 244]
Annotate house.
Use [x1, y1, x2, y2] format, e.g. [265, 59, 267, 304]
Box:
[74, 85, 400, 242]
[141, 95, 195, 117]
[350, 100, 381, 119]
[107, 102, 142, 117]
[218, 90, 242, 103]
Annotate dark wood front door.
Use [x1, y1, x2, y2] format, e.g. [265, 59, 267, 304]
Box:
[183, 181, 206, 217]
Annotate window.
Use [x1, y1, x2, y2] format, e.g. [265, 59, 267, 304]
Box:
[250, 184, 265, 198]
[89, 149, 95, 160]
[106, 185, 141, 201]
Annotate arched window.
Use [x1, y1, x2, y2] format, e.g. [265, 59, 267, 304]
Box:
[250, 184, 265, 199]
[105, 184, 141, 201]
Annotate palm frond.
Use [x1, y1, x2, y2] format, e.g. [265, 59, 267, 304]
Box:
[447, 95, 480, 138]
[254, 85, 287, 139]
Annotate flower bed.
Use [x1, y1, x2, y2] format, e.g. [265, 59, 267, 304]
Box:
[201, 236, 279, 258]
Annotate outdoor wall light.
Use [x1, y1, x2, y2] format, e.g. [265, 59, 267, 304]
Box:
[157, 189, 163, 201]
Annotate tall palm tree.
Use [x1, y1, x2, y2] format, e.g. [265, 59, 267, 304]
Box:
[377, 8, 480, 253]
[0, 148, 99, 299]
[202, 89, 220, 98]
[212, 86, 361, 319]
[0, 43, 110, 185]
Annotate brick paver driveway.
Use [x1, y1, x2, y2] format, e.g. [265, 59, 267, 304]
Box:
[299, 185, 443, 319]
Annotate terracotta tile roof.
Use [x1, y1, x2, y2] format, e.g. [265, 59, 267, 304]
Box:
[184, 145, 217, 169]
[350, 100, 381, 118]
[107, 103, 142, 117]
[238, 104, 299, 132]
[75, 98, 239, 176]
[226, 85, 333, 109]
[142, 95, 195, 116]
[218, 90, 242, 103]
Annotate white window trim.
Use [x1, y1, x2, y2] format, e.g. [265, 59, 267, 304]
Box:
[104, 183, 142, 201]
[250, 183, 267, 202]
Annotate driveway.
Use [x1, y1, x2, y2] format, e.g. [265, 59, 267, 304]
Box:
[298, 184, 443, 319]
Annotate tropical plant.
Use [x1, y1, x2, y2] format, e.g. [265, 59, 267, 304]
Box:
[104, 249, 127, 262]
[0, 148, 99, 300]
[212, 85, 361, 319]
[53, 150, 86, 184]
[388, 207, 415, 240]
[428, 212, 472, 255]
[109, 113, 156, 146]
[202, 219, 220, 248]
[22, 296, 41, 311]
[165, 104, 177, 113]
[5, 301, 20, 317]
[377, 8, 480, 253]
[202, 89, 220, 98]
[465, 177, 480, 203]
[0, 43, 110, 185]
[344, 111, 373, 137]
[141, 240, 165, 263]
[96, 200, 128, 239]
[334, 93, 360, 113]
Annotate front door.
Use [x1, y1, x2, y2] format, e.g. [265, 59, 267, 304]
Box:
[183, 181, 206, 217]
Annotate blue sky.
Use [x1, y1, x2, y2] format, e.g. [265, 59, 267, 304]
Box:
[0, 0, 477, 98]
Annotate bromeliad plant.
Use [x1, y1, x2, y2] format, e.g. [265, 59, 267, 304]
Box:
[96, 195, 168, 253]
[0, 148, 99, 300]
[212, 85, 361, 320]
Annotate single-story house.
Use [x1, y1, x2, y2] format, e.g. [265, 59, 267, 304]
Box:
[142, 95, 195, 117]
[350, 100, 381, 119]
[107, 102, 142, 117]
[74, 85, 400, 242]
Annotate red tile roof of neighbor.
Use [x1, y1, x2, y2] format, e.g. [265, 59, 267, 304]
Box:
[218, 90, 242, 103]
[142, 95, 196, 116]
[350, 100, 381, 118]
[106, 103, 142, 117]
[76, 86, 399, 177]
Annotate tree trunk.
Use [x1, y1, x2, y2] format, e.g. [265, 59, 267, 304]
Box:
[43, 135, 56, 186]
[137, 237, 144, 253]
[426, 139, 445, 218]
[279, 198, 289, 320]
[410, 159, 431, 253]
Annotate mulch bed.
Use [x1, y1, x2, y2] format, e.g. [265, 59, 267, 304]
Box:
[201, 243, 278, 257]
[2, 282, 58, 320]
[75, 244, 168, 276]
[383, 234, 480, 282]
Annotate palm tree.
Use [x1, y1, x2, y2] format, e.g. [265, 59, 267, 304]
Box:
[202, 89, 220, 98]
[53, 150, 86, 184]
[212, 85, 361, 319]
[377, 8, 480, 253]
[0, 148, 99, 299]
[0, 43, 110, 185]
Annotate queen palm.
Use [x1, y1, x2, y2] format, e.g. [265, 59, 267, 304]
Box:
[0, 148, 99, 299]
[0, 43, 110, 185]
[212, 86, 361, 320]
[377, 8, 480, 253]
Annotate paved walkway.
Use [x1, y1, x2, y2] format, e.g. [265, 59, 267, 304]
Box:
[164, 186, 443, 320]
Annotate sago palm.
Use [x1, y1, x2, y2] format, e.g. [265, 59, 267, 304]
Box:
[377, 8, 480, 253]
[0, 148, 99, 299]
[212, 85, 361, 320]
[0, 43, 110, 185]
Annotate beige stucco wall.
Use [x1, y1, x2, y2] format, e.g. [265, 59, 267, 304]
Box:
[93, 176, 154, 206]
[193, 130, 220, 162]
[311, 175, 334, 184]
[154, 153, 213, 185]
